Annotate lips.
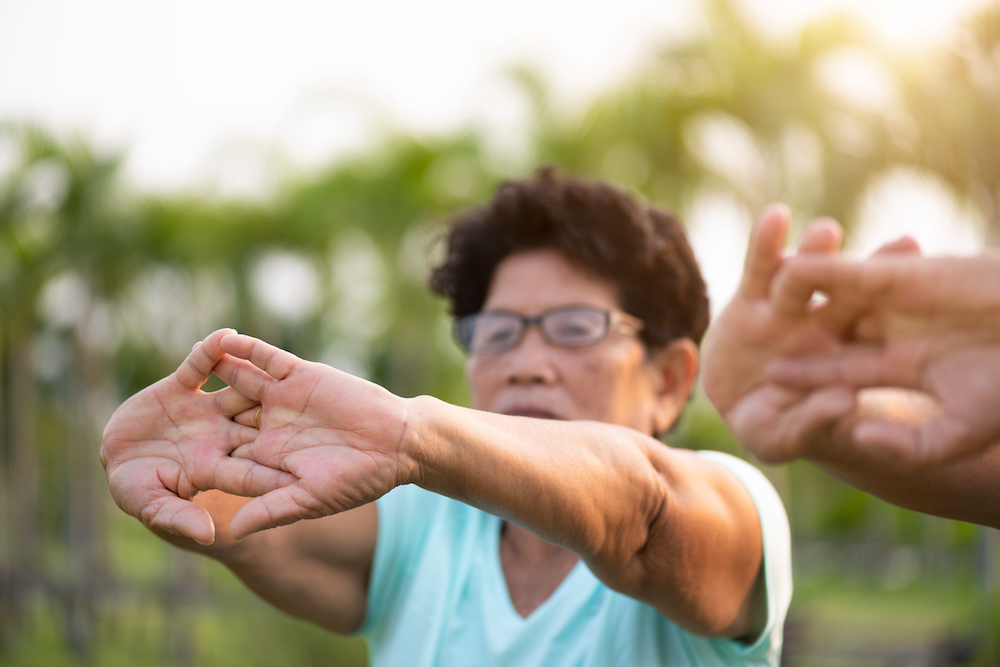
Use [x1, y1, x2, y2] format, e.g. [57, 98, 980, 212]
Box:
[503, 406, 561, 420]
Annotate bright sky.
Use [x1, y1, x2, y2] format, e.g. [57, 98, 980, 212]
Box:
[1, 0, 992, 313]
[1, 0, 991, 190]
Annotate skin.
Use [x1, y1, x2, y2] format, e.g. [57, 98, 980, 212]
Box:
[102, 249, 767, 639]
[766, 251, 1000, 467]
[702, 204, 1000, 529]
[467, 250, 710, 617]
[99, 328, 297, 545]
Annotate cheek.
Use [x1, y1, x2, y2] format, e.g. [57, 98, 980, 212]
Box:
[570, 352, 638, 409]
[575, 350, 655, 422]
[465, 358, 497, 407]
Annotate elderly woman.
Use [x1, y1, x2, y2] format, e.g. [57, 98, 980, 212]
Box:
[101, 170, 791, 666]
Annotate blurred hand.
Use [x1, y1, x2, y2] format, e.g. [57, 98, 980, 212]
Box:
[216, 333, 416, 541]
[767, 252, 1000, 466]
[701, 204, 854, 463]
[100, 329, 297, 545]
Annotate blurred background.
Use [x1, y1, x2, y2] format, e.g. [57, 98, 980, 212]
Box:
[2, 0, 1000, 664]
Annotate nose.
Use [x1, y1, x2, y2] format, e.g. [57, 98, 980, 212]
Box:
[502, 325, 558, 386]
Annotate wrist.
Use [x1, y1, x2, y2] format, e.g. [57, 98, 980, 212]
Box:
[396, 394, 437, 487]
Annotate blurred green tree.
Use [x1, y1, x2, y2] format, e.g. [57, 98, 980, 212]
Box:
[2, 1, 999, 664]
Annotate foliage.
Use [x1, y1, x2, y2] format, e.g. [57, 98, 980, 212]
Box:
[2, 1, 1000, 663]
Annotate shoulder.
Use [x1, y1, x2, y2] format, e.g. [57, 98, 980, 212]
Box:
[695, 451, 788, 522]
[696, 450, 792, 661]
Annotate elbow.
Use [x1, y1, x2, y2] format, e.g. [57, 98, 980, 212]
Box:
[610, 468, 672, 569]
[649, 566, 761, 639]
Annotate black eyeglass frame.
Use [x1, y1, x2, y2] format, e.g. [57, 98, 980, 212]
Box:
[453, 304, 645, 356]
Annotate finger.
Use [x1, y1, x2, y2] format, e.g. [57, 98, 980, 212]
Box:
[213, 385, 259, 418]
[872, 235, 921, 256]
[832, 240, 921, 339]
[213, 353, 274, 403]
[229, 439, 283, 470]
[784, 255, 906, 309]
[757, 385, 857, 462]
[230, 485, 324, 540]
[142, 493, 218, 545]
[233, 406, 259, 428]
[796, 217, 843, 255]
[740, 203, 790, 299]
[772, 218, 844, 318]
[221, 333, 301, 381]
[176, 328, 238, 390]
[729, 384, 856, 463]
[808, 266, 878, 340]
[772, 257, 875, 337]
[779, 385, 856, 445]
[778, 256, 865, 302]
[212, 456, 298, 497]
[771, 263, 825, 320]
[766, 349, 918, 390]
[814, 239, 921, 339]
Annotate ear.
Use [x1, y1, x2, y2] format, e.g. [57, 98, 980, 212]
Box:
[647, 338, 700, 435]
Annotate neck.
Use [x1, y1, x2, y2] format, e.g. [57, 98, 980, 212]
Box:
[501, 522, 571, 561]
[499, 521, 580, 618]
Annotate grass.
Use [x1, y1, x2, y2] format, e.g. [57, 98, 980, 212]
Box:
[784, 578, 993, 666]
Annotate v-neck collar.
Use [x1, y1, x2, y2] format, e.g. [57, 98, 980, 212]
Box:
[485, 517, 595, 626]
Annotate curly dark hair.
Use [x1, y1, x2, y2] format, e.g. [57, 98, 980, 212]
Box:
[428, 168, 709, 351]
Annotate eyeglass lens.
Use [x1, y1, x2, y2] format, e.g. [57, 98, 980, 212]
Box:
[457, 307, 610, 354]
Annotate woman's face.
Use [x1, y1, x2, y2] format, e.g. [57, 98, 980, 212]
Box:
[465, 249, 682, 434]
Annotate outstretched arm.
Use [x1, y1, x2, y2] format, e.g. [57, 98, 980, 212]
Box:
[766, 252, 1000, 466]
[216, 333, 767, 638]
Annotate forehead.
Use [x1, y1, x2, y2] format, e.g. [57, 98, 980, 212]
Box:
[482, 249, 621, 314]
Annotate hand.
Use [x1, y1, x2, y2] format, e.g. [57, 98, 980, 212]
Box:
[701, 204, 864, 463]
[100, 329, 297, 545]
[766, 252, 1000, 466]
[215, 333, 416, 541]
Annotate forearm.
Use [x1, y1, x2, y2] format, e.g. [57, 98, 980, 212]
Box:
[222, 508, 375, 634]
[404, 396, 664, 565]
[153, 490, 374, 634]
[402, 395, 763, 635]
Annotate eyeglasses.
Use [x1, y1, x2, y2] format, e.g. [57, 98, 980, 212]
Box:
[454, 305, 645, 355]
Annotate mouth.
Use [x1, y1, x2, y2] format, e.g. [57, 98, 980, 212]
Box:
[503, 406, 560, 420]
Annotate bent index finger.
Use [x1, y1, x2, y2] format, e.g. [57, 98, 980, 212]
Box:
[784, 256, 898, 304]
[776, 256, 872, 334]
[176, 328, 238, 390]
[772, 218, 845, 318]
[220, 333, 301, 381]
[213, 354, 273, 404]
[741, 203, 791, 299]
